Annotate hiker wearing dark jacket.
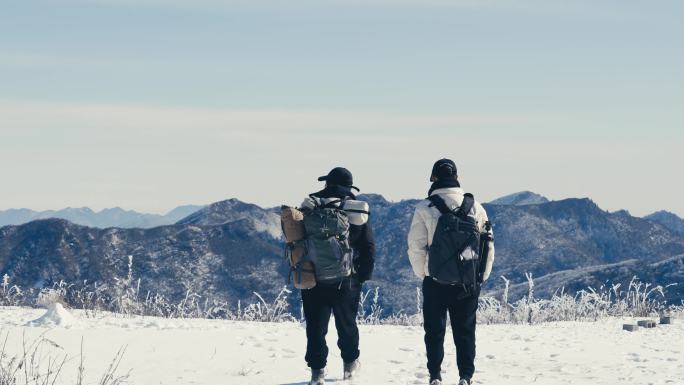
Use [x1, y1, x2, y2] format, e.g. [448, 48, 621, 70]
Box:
[300, 167, 375, 385]
[407, 159, 495, 385]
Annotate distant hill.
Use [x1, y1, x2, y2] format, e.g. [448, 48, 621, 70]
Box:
[488, 191, 550, 206]
[645, 210, 684, 236]
[176, 199, 280, 238]
[0, 205, 205, 229]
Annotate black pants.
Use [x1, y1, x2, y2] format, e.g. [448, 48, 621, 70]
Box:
[422, 277, 479, 381]
[301, 276, 362, 370]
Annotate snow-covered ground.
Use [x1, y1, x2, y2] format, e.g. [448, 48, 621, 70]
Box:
[0, 306, 682, 385]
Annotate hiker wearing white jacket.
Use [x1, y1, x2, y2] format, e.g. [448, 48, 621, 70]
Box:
[407, 159, 495, 385]
[408, 187, 495, 282]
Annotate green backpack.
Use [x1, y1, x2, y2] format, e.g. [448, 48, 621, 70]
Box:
[302, 197, 354, 283]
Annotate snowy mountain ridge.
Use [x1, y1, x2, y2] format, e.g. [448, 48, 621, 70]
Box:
[488, 191, 550, 206]
[176, 198, 281, 238]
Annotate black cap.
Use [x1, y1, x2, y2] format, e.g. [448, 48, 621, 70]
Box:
[431, 158, 458, 181]
[318, 167, 360, 191]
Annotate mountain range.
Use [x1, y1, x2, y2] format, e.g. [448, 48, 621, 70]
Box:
[1, 192, 683, 314]
[0, 205, 205, 229]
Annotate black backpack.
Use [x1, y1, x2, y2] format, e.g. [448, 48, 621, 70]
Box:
[427, 193, 482, 294]
[302, 197, 354, 283]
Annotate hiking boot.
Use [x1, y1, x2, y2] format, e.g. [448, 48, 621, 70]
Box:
[343, 359, 361, 380]
[429, 379, 443, 385]
[458, 378, 472, 385]
[309, 368, 325, 385]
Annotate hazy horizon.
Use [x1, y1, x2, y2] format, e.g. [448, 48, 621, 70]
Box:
[0, 189, 679, 219]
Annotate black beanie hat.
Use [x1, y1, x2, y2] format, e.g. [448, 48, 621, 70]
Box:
[431, 159, 458, 181]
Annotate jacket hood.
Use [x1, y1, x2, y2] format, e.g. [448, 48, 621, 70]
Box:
[429, 187, 469, 210]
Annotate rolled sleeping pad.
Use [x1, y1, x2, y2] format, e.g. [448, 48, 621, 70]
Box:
[341, 200, 370, 226]
[281, 206, 316, 289]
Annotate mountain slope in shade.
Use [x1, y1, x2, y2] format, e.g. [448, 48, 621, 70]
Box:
[0, 205, 205, 229]
[483, 198, 684, 279]
[492, 253, 684, 301]
[0, 218, 284, 304]
[645, 210, 684, 235]
[489, 191, 550, 206]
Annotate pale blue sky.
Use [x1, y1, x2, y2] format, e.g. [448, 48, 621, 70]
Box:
[1, 0, 682, 216]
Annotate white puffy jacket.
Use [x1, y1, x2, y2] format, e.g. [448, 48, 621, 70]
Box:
[407, 187, 495, 281]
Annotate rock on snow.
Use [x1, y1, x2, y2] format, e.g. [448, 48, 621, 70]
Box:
[25, 303, 77, 328]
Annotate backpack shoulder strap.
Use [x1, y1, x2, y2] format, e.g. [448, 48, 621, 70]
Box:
[458, 193, 475, 216]
[322, 199, 343, 208]
[307, 194, 322, 208]
[427, 195, 452, 215]
[308, 194, 344, 209]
